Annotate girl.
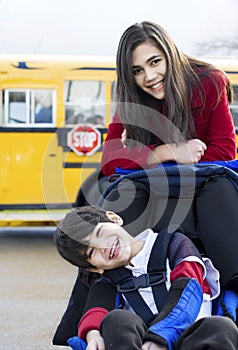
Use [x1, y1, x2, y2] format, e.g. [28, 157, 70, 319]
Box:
[101, 21, 236, 176]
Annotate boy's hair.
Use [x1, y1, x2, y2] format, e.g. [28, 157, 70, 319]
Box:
[54, 205, 111, 269]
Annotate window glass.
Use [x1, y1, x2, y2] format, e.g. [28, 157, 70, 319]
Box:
[64, 80, 105, 125]
[110, 81, 116, 120]
[2, 89, 55, 126]
[33, 89, 53, 124]
[8, 90, 28, 123]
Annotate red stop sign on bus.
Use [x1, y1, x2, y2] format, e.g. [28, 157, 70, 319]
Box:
[67, 125, 101, 156]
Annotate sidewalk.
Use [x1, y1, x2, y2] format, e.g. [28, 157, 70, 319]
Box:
[0, 231, 77, 349]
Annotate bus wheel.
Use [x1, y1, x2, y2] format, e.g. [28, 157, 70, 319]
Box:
[75, 170, 110, 207]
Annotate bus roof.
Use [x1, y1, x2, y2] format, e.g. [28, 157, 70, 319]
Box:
[0, 54, 116, 71]
[0, 54, 237, 70]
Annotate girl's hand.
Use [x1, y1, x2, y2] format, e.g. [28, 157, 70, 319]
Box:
[168, 139, 207, 164]
[86, 330, 105, 350]
[183, 139, 207, 163]
[141, 341, 167, 350]
[148, 138, 207, 165]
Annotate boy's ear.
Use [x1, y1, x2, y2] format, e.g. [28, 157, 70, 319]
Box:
[88, 267, 104, 274]
[106, 211, 123, 226]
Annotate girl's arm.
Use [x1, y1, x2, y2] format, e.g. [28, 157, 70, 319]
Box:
[197, 70, 236, 162]
[101, 114, 207, 176]
[101, 113, 154, 176]
[147, 139, 207, 166]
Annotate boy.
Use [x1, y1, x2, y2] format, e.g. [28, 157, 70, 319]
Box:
[54, 206, 238, 350]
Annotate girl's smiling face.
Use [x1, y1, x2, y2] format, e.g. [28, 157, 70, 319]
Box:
[85, 222, 143, 271]
[131, 39, 166, 100]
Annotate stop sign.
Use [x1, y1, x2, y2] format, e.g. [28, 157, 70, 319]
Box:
[67, 124, 101, 156]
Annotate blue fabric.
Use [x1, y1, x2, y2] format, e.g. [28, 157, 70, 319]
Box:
[149, 279, 203, 350]
[115, 160, 238, 175]
[115, 292, 123, 309]
[67, 336, 87, 350]
[98, 161, 238, 206]
[213, 290, 238, 322]
[200, 160, 238, 173]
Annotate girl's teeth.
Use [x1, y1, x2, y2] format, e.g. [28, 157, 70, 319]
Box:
[151, 82, 161, 89]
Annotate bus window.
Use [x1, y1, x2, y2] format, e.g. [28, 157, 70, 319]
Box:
[110, 81, 116, 119]
[2, 88, 56, 126]
[231, 84, 238, 130]
[7, 90, 29, 124]
[34, 89, 55, 124]
[64, 80, 106, 125]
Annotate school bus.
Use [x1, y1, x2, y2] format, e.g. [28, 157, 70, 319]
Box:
[0, 55, 237, 229]
[0, 54, 116, 228]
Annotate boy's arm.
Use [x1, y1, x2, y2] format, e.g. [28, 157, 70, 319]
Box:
[143, 233, 208, 350]
[143, 277, 203, 350]
[78, 277, 117, 341]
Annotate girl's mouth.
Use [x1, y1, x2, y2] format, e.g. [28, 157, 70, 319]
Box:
[147, 80, 164, 91]
[109, 238, 120, 259]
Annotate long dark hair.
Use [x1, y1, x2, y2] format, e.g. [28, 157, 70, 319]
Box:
[116, 21, 232, 145]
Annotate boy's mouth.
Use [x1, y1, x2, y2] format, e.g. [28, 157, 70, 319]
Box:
[109, 238, 120, 259]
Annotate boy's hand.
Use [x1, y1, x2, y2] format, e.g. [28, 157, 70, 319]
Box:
[86, 330, 105, 350]
[121, 129, 127, 147]
[142, 341, 167, 350]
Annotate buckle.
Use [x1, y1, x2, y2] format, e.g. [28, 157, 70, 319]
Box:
[117, 271, 166, 293]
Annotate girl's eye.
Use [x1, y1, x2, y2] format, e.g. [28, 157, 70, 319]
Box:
[132, 67, 142, 76]
[151, 57, 162, 66]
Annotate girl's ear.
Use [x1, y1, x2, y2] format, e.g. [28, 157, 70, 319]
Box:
[106, 211, 124, 226]
[88, 267, 104, 274]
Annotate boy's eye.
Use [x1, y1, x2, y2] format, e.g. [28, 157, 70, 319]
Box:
[88, 247, 94, 259]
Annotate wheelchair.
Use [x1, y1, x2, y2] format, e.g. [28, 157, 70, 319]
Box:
[53, 161, 238, 347]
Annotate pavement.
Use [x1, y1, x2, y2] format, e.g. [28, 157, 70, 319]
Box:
[0, 229, 78, 349]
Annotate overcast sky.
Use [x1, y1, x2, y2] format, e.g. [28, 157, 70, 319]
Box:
[0, 0, 237, 57]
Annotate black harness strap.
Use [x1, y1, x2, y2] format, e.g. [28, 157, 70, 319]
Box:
[148, 228, 174, 312]
[104, 229, 175, 324]
[105, 263, 155, 323]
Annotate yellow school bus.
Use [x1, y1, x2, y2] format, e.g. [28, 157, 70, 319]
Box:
[0, 54, 116, 227]
[0, 55, 237, 228]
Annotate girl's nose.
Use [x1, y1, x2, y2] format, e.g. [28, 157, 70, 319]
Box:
[144, 68, 157, 82]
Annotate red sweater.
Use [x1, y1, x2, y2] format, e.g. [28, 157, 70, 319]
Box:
[101, 70, 236, 176]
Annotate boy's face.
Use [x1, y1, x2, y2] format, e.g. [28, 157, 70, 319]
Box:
[84, 221, 141, 271]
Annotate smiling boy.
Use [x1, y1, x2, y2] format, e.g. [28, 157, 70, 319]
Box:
[54, 206, 238, 350]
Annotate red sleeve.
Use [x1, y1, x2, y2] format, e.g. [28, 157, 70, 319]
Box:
[170, 261, 211, 295]
[196, 71, 236, 162]
[78, 307, 109, 341]
[101, 113, 154, 176]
